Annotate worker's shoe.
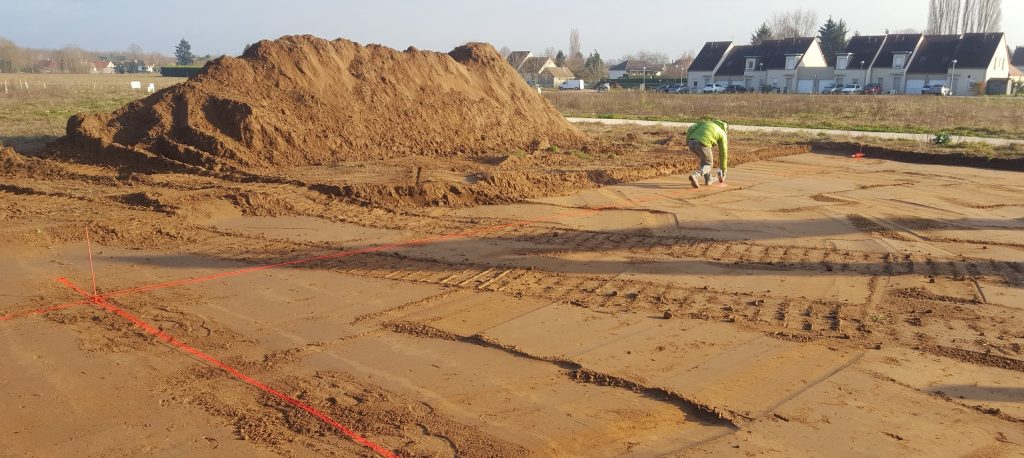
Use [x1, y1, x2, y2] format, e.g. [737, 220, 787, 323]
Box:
[704, 173, 713, 186]
[688, 173, 700, 189]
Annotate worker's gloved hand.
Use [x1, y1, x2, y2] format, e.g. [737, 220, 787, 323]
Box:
[718, 170, 727, 183]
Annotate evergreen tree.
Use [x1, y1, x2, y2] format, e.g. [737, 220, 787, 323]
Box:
[555, 50, 566, 67]
[580, 50, 606, 83]
[750, 23, 773, 45]
[817, 16, 849, 67]
[174, 39, 194, 66]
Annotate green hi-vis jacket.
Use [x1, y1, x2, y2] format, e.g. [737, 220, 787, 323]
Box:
[686, 120, 729, 172]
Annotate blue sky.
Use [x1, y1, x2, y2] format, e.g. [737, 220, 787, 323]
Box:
[4, 0, 1021, 58]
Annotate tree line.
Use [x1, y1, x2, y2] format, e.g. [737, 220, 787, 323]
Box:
[0, 36, 176, 74]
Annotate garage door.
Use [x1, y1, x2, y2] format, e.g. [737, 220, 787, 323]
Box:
[905, 80, 926, 94]
[796, 80, 814, 93]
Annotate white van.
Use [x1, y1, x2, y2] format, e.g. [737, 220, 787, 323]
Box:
[559, 80, 584, 91]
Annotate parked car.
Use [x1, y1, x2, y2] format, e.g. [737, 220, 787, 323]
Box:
[841, 84, 863, 95]
[921, 83, 951, 96]
[672, 85, 690, 94]
[702, 83, 725, 93]
[724, 84, 748, 93]
[821, 83, 842, 94]
[595, 82, 611, 92]
[559, 79, 584, 91]
[861, 83, 884, 95]
[659, 83, 685, 93]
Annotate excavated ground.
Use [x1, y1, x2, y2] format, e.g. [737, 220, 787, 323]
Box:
[1, 124, 1022, 456]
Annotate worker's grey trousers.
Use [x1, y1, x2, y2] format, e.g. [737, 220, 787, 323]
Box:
[688, 140, 713, 177]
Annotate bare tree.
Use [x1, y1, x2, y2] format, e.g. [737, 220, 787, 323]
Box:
[567, 28, 583, 70]
[0, 37, 25, 73]
[963, 0, 1001, 32]
[674, 51, 695, 71]
[928, 0, 963, 34]
[127, 43, 143, 61]
[928, 0, 1001, 34]
[55, 45, 93, 73]
[769, 9, 819, 38]
[620, 50, 669, 65]
[542, 47, 556, 58]
[961, 0, 977, 33]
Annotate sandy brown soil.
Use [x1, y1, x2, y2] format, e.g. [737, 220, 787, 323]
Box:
[2, 122, 1023, 456]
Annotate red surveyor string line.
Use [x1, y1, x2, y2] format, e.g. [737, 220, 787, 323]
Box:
[56, 277, 398, 458]
[86, 226, 98, 298]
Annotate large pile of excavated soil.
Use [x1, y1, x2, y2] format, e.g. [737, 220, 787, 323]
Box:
[58, 35, 586, 173]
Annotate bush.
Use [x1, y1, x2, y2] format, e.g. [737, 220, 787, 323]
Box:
[933, 132, 952, 145]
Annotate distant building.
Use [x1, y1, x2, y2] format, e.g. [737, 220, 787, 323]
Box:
[505, 51, 556, 86]
[690, 32, 1012, 95]
[91, 60, 116, 74]
[905, 33, 1009, 95]
[539, 66, 575, 88]
[607, 60, 664, 79]
[34, 59, 59, 73]
[712, 37, 829, 93]
[687, 41, 733, 90]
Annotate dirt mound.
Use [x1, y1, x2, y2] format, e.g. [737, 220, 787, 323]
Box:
[56, 35, 586, 172]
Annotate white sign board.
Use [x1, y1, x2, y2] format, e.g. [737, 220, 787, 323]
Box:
[130, 80, 142, 90]
[147, 83, 155, 93]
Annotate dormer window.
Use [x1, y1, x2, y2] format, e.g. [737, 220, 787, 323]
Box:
[746, 58, 756, 71]
[893, 53, 907, 69]
[786, 55, 801, 70]
[837, 55, 850, 70]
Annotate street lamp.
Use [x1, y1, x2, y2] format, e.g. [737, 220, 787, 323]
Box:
[950, 59, 958, 95]
[642, 66, 647, 91]
[759, 62, 763, 92]
[860, 60, 865, 86]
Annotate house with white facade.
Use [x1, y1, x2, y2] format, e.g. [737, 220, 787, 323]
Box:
[505, 51, 556, 87]
[686, 41, 732, 91]
[91, 60, 116, 74]
[905, 33, 1009, 95]
[706, 37, 829, 93]
[832, 35, 887, 88]
[862, 34, 923, 94]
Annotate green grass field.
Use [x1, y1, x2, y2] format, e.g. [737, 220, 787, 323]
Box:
[0, 73, 187, 152]
[545, 91, 1024, 140]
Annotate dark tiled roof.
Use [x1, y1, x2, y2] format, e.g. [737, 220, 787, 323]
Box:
[716, 38, 816, 76]
[763, 37, 816, 70]
[542, 66, 574, 78]
[951, 33, 1004, 68]
[716, 45, 758, 76]
[874, 34, 922, 67]
[1013, 46, 1024, 68]
[506, 51, 531, 70]
[907, 35, 963, 73]
[836, 35, 886, 69]
[519, 56, 553, 73]
[689, 41, 732, 71]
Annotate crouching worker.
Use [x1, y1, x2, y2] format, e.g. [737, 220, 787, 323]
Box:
[685, 118, 728, 188]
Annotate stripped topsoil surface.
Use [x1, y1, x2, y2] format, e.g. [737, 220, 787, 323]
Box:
[2, 34, 1022, 457]
[3, 122, 1023, 456]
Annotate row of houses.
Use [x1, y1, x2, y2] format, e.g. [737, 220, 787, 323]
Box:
[33, 58, 157, 74]
[689, 33, 1016, 95]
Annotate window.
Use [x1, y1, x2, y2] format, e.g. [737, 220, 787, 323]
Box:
[746, 58, 756, 71]
[894, 54, 906, 69]
[837, 55, 849, 70]
[786, 56, 798, 70]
